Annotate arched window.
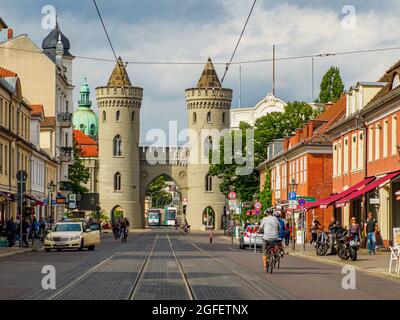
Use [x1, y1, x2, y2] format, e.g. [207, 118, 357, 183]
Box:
[222, 112, 226, 123]
[204, 136, 213, 156]
[113, 135, 122, 156]
[114, 172, 121, 191]
[205, 175, 212, 192]
[131, 111, 135, 122]
[193, 112, 197, 124]
[102, 111, 106, 122]
[207, 111, 212, 123]
[116, 110, 120, 122]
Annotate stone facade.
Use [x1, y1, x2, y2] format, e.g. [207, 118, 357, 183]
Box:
[89, 57, 232, 230]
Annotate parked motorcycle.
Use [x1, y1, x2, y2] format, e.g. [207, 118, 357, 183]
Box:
[336, 230, 359, 261]
[315, 231, 330, 256]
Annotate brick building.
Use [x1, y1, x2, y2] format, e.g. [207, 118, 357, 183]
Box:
[258, 97, 346, 235]
[323, 61, 400, 245]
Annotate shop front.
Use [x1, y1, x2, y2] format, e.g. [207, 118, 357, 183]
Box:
[0, 192, 12, 223]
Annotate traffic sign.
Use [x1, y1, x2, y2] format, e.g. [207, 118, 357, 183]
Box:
[227, 191, 237, 200]
[298, 198, 306, 207]
[254, 202, 262, 210]
[16, 170, 27, 183]
[297, 196, 315, 202]
[288, 192, 297, 201]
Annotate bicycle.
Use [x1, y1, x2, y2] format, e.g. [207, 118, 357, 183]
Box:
[265, 241, 280, 273]
[120, 227, 128, 242]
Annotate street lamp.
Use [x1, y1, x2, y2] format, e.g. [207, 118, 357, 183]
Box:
[288, 178, 298, 251]
[47, 181, 56, 221]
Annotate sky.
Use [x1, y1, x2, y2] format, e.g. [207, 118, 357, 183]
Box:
[1, 0, 400, 143]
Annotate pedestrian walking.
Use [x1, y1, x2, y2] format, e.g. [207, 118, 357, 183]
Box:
[284, 222, 290, 246]
[21, 218, 30, 247]
[348, 217, 361, 242]
[364, 212, 379, 255]
[5, 217, 16, 247]
[310, 218, 320, 245]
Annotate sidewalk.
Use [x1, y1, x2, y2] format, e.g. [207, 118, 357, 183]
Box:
[285, 244, 400, 280]
[217, 232, 400, 281]
[0, 240, 43, 259]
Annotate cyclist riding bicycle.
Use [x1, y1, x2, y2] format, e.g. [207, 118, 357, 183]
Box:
[259, 209, 280, 272]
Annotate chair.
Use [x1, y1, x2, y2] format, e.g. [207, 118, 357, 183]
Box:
[389, 246, 400, 274]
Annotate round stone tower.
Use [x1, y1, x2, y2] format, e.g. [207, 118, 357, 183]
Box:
[96, 58, 143, 228]
[185, 58, 233, 230]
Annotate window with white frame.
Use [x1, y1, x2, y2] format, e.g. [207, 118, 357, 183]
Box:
[357, 132, 364, 170]
[351, 134, 357, 171]
[368, 126, 374, 161]
[375, 124, 380, 160]
[338, 142, 342, 175]
[296, 159, 299, 183]
[383, 120, 388, 158]
[392, 115, 397, 156]
[333, 143, 338, 176]
[343, 137, 349, 173]
[303, 156, 307, 182]
[300, 157, 303, 183]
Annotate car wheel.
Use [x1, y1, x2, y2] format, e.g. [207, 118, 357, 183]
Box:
[88, 245, 95, 251]
[78, 240, 84, 251]
[45, 248, 50, 253]
[56, 248, 61, 252]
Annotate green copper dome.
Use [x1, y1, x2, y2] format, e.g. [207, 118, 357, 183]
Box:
[73, 78, 98, 139]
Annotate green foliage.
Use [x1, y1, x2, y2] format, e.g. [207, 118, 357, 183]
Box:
[147, 175, 173, 208]
[90, 209, 109, 223]
[68, 138, 90, 195]
[318, 66, 344, 103]
[208, 101, 314, 205]
[258, 169, 272, 210]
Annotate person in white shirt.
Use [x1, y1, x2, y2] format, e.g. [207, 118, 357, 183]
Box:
[259, 209, 280, 272]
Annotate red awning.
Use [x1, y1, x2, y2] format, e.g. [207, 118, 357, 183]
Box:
[305, 176, 375, 210]
[336, 171, 400, 207]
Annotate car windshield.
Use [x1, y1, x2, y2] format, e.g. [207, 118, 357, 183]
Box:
[54, 223, 82, 232]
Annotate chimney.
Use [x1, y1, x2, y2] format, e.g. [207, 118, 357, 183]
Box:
[7, 28, 13, 40]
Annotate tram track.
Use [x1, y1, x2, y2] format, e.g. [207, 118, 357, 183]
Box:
[49, 231, 154, 300]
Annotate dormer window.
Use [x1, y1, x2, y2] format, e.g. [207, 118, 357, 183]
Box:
[392, 73, 400, 89]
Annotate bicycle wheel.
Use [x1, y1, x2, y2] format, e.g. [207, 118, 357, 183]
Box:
[269, 255, 274, 274]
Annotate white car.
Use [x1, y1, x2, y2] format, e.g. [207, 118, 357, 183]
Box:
[239, 225, 263, 249]
[44, 222, 100, 252]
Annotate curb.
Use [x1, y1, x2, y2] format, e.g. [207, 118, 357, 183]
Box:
[0, 248, 35, 259]
[290, 251, 400, 282]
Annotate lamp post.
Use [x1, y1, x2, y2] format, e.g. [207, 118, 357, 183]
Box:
[288, 178, 298, 251]
[47, 181, 56, 222]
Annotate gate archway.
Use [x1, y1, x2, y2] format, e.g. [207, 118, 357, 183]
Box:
[202, 206, 215, 229]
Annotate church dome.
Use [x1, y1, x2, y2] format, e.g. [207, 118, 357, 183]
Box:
[73, 79, 98, 139]
[42, 21, 73, 57]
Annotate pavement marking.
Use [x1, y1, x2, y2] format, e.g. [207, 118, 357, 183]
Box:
[167, 233, 195, 300]
[129, 233, 159, 300]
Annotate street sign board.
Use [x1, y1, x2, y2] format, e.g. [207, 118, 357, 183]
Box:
[298, 198, 306, 207]
[241, 202, 252, 208]
[228, 191, 237, 200]
[288, 192, 297, 201]
[228, 199, 237, 206]
[289, 204, 297, 210]
[254, 202, 262, 210]
[297, 196, 315, 202]
[369, 198, 380, 205]
[68, 194, 76, 209]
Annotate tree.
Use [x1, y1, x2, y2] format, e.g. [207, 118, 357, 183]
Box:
[68, 138, 90, 195]
[318, 66, 344, 103]
[208, 101, 315, 206]
[146, 175, 173, 208]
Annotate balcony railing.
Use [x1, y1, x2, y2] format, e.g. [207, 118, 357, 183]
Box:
[57, 112, 73, 126]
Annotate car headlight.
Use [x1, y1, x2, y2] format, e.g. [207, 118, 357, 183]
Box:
[71, 235, 80, 241]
